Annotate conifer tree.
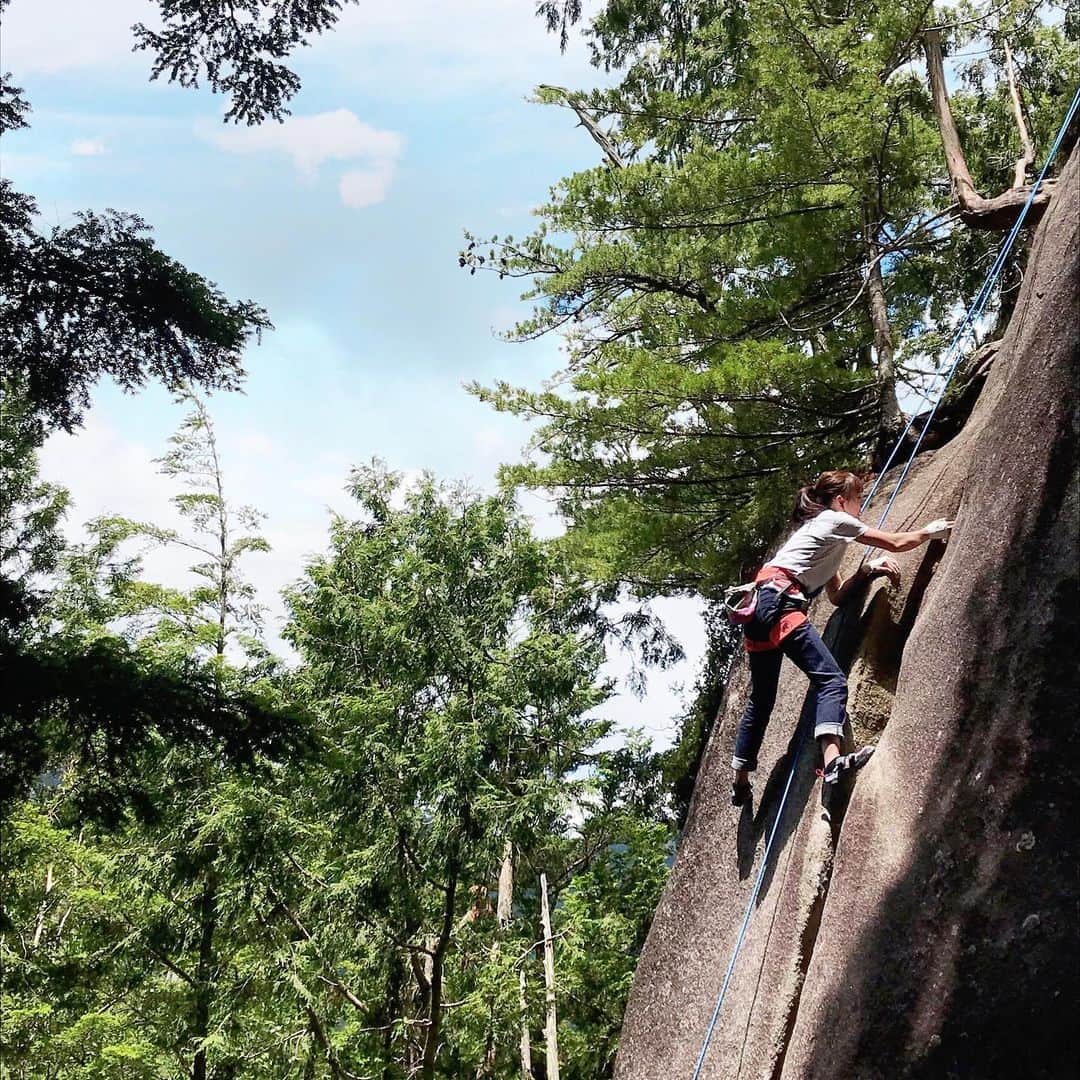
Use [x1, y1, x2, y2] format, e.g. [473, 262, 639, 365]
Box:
[466, 0, 1076, 594]
[281, 465, 611, 1077]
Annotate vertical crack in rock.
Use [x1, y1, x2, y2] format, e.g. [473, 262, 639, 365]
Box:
[767, 542, 946, 1079]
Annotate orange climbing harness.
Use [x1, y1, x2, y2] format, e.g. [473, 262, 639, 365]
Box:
[743, 566, 809, 652]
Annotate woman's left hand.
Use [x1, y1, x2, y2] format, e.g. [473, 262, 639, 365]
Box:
[865, 555, 901, 586]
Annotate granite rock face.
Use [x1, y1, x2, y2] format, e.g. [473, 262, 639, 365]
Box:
[615, 144, 1079, 1080]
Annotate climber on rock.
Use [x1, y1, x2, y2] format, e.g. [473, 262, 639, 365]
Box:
[730, 469, 952, 807]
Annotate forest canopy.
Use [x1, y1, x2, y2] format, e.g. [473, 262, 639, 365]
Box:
[2, 1, 1076, 1077]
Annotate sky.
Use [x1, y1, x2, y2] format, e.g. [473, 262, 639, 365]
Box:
[5, 0, 707, 752]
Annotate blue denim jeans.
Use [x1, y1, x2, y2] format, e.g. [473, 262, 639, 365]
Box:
[731, 616, 848, 772]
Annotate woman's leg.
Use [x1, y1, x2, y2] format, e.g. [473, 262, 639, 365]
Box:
[779, 622, 848, 760]
[819, 733, 843, 769]
[732, 647, 784, 783]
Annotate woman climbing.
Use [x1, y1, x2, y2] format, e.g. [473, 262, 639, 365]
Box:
[731, 469, 952, 806]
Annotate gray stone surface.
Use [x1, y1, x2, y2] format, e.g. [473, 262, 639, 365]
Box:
[615, 145, 1078, 1080]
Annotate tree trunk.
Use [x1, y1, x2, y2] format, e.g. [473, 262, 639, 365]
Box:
[539, 873, 560, 1080]
[497, 840, 514, 929]
[519, 969, 533, 1079]
[31, 863, 54, 948]
[381, 953, 406, 1080]
[56, 829, 83, 942]
[475, 942, 500, 1080]
[473, 842, 516, 1078]
[1003, 39, 1036, 189]
[864, 225, 903, 466]
[923, 28, 1053, 230]
[306, 1005, 345, 1080]
[421, 871, 458, 1080]
[192, 871, 217, 1080]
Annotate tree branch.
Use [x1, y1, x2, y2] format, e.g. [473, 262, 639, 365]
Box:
[539, 86, 627, 168]
[923, 28, 1053, 229]
[1003, 38, 1035, 189]
[266, 885, 367, 1013]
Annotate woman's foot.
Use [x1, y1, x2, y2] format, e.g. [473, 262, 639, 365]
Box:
[822, 744, 875, 785]
[732, 778, 752, 806]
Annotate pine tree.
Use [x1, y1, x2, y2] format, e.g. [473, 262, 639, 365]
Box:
[465, 0, 1076, 595]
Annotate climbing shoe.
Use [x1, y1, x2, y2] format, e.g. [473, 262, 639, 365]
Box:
[823, 744, 876, 785]
[732, 779, 752, 807]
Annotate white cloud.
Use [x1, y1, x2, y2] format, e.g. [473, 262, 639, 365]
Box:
[4, 0, 603, 98]
[202, 109, 403, 208]
[339, 161, 397, 209]
[70, 138, 106, 156]
[204, 109, 401, 179]
[41, 414, 170, 532]
[594, 595, 707, 753]
[325, 0, 605, 98]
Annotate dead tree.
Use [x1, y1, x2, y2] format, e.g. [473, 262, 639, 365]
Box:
[923, 27, 1054, 230]
[539, 873, 560, 1080]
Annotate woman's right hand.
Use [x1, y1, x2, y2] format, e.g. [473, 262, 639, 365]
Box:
[861, 519, 955, 553]
[866, 555, 901, 586]
[922, 519, 954, 540]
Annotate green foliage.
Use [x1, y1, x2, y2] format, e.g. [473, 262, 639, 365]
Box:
[1, 399, 305, 1079]
[0, 381, 69, 619]
[65, 390, 274, 670]
[20, 6, 1076, 1076]
[0, 199, 270, 434]
[0, 76, 269, 435]
[467, 0, 1076, 595]
[135, 1, 361, 124]
[0, 630, 301, 820]
[554, 816, 673, 1079]
[474, 338, 868, 592]
[0, 391, 299, 819]
[281, 465, 612, 1074]
[2, 771, 315, 1079]
[4, 450, 673, 1079]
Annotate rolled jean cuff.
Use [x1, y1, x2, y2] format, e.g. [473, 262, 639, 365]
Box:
[813, 720, 845, 740]
[731, 755, 757, 772]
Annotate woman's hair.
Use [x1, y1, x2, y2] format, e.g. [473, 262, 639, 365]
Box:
[793, 470, 864, 522]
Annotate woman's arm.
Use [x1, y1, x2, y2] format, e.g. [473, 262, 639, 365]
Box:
[826, 518, 953, 605]
[860, 519, 953, 553]
[826, 555, 902, 605]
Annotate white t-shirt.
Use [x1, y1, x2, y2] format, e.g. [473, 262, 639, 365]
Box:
[767, 509, 868, 593]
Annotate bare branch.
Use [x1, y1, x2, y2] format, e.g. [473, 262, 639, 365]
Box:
[923, 28, 1054, 230]
[539, 85, 627, 168]
[1003, 38, 1036, 189]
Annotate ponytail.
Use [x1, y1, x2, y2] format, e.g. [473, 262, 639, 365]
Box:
[794, 485, 824, 522]
[792, 470, 864, 522]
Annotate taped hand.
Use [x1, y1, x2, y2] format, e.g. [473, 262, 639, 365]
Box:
[923, 519, 954, 540]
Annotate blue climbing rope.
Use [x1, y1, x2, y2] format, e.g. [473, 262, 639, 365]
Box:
[690, 85, 1080, 1080]
[860, 84, 1080, 526]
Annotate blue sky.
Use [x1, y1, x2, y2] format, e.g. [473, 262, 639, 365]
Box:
[6, 0, 706, 751]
